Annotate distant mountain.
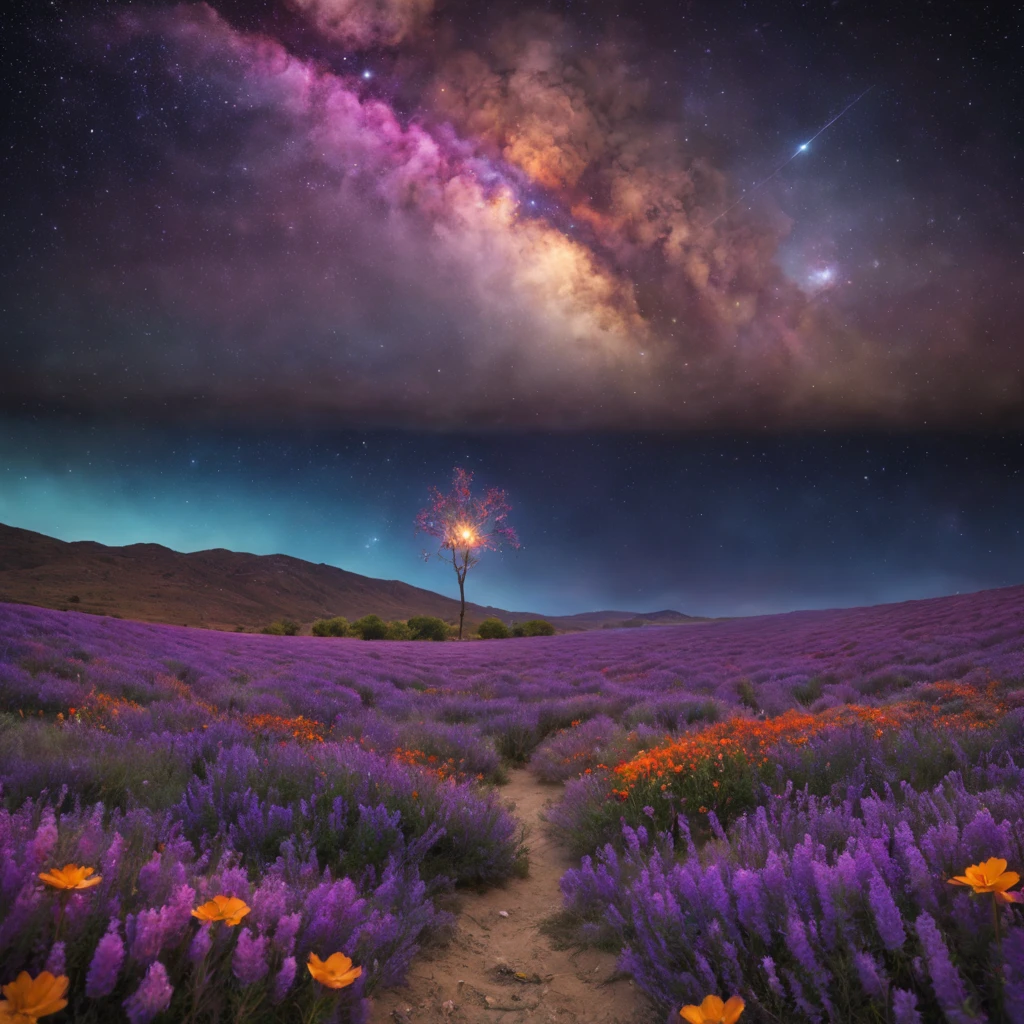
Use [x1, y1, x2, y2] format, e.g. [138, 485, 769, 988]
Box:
[0, 523, 705, 632]
[564, 609, 703, 629]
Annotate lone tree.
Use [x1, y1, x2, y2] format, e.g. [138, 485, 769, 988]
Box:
[415, 467, 520, 640]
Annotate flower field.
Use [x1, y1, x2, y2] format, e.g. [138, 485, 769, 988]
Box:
[1, 583, 1023, 1022]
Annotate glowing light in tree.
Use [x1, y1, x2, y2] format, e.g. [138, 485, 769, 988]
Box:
[415, 468, 520, 639]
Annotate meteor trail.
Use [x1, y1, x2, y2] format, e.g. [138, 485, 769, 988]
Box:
[703, 86, 874, 228]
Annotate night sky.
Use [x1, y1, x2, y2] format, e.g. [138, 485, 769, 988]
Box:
[1, 0, 1022, 616]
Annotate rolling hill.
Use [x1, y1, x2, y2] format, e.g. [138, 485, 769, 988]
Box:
[0, 522, 702, 632]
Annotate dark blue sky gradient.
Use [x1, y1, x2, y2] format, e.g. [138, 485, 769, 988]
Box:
[2, 418, 1021, 617]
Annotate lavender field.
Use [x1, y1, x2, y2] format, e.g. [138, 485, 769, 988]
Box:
[1, 585, 1024, 1023]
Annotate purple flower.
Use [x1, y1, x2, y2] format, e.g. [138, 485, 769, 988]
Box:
[127, 908, 165, 964]
[44, 940, 65, 977]
[761, 957, 786, 999]
[136, 853, 163, 903]
[868, 873, 906, 951]
[189, 923, 213, 964]
[87, 922, 126, 998]
[892, 988, 923, 1024]
[915, 912, 970, 1017]
[123, 961, 173, 1024]
[27, 810, 58, 866]
[1003, 928, 1024, 1022]
[853, 951, 888, 1002]
[100, 832, 125, 883]
[124, 887, 194, 966]
[249, 877, 288, 931]
[273, 912, 302, 956]
[232, 928, 269, 986]
[272, 956, 297, 1004]
[785, 913, 831, 998]
[733, 870, 770, 944]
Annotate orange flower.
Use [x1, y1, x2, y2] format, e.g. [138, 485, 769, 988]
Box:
[191, 895, 251, 926]
[680, 995, 745, 1024]
[307, 952, 363, 989]
[0, 971, 69, 1022]
[949, 858, 1024, 903]
[38, 864, 101, 891]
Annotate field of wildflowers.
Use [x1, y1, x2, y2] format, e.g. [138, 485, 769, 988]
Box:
[0, 582, 1023, 1022]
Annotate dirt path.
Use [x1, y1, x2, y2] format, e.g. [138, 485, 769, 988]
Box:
[371, 770, 658, 1024]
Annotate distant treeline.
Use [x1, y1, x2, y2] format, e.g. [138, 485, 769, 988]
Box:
[258, 614, 555, 640]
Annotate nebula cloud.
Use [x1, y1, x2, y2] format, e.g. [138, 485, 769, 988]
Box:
[0, 1, 1019, 428]
[287, 0, 433, 48]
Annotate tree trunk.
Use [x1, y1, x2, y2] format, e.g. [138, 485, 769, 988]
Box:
[458, 572, 466, 640]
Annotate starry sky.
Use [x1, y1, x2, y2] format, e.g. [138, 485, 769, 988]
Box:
[1, 0, 1022, 616]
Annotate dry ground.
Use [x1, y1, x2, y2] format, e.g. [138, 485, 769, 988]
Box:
[371, 770, 659, 1024]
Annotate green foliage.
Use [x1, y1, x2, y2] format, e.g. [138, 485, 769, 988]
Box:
[493, 719, 537, 763]
[477, 617, 511, 639]
[385, 620, 412, 640]
[311, 616, 350, 637]
[407, 615, 450, 641]
[737, 678, 759, 711]
[793, 675, 825, 706]
[351, 614, 389, 640]
[0, 720, 195, 814]
[260, 619, 300, 636]
[519, 619, 555, 637]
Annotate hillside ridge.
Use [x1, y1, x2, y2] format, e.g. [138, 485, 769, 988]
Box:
[0, 522, 702, 632]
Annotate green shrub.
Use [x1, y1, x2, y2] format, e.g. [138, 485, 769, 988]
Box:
[351, 614, 389, 640]
[311, 616, 350, 637]
[260, 619, 300, 636]
[519, 619, 555, 637]
[478, 617, 511, 639]
[407, 615, 449, 641]
[493, 719, 537, 763]
[737, 678, 759, 711]
[793, 675, 825, 706]
[385, 620, 412, 640]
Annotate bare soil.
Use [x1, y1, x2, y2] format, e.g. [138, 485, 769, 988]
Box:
[371, 770, 659, 1024]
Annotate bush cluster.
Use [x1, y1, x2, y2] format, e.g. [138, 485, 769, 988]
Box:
[273, 615, 556, 640]
[310, 616, 349, 637]
[259, 620, 299, 636]
[478, 618, 555, 639]
[307, 615, 451, 641]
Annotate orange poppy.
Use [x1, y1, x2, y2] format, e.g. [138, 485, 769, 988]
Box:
[191, 895, 251, 926]
[37, 865, 101, 891]
[949, 858, 1024, 903]
[307, 952, 363, 990]
[680, 994, 745, 1024]
[0, 971, 69, 1022]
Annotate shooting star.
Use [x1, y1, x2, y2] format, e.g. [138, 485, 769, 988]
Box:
[703, 86, 874, 228]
